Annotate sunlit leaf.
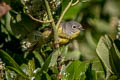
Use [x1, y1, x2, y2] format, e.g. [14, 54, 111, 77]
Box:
[96, 35, 120, 75]
[96, 35, 113, 73]
[62, 60, 86, 80]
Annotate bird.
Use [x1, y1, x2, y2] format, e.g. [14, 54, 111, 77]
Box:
[21, 20, 84, 51]
[58, 20, 83, 44]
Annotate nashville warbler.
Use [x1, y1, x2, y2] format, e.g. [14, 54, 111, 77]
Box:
[21, 20, 84, 51]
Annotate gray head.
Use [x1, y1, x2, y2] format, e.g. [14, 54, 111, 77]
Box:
[60, 20, 83, 36]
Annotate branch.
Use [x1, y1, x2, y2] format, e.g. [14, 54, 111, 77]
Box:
[44, 0, 58, 43]
[27, 14, 53, 23]
[56, 0, 73, 29]
[56, 0, 80, 29]
[72, 0, 79, 6]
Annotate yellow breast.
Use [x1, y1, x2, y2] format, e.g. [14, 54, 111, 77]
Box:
[57, 26, 80, 44]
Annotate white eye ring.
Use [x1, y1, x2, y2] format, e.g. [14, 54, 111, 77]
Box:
[72, 25, 77, 29]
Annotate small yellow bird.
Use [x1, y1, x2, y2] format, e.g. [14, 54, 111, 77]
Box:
[42, 20, 83, 44]
[21, 20, 84, 51]
[58, 20, 83, 44]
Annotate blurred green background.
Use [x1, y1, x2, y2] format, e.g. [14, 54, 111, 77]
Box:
[0, 0, 120, 80]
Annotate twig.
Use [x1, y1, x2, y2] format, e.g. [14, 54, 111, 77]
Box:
[27, 14, 53, 23]
[72, 0, 79, 6]
[56, 0, 80, 29]
[56, 0, 73, 29]
[44, 0, 58, 43]
[57, 52, 62, 80]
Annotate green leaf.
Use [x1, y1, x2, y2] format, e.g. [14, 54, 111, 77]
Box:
[62, 0, 90, 20]
[10, 13, 40, 38]
[85, 63, 97, 80]
[92, 58, 105, 80]
[40, 54, 52, 73]
[61, 45, 68, 58]
[61, 0, 71, 11]
[0, 49, 28, 78]
[96, 35, 113, 73]
[6, 66, 27, 79]
[5, 12, 13, 35]
[62, 1, 81, 20]
[96, 35, 120, 75]
[35, 54, 52, 79]
[109, 43, 120, 75]
[49, 50, 59, 67]
[62, 60, 86, 80]
[20, 64, 28, 75]
[33, 51, 44, 67]
[49, 46, 68, 68]
[41, 71, 51, 80]
[27, 59, 35, 77]
[5, 69, 17, 80]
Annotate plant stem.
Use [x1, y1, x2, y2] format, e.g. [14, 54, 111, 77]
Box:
[56, 0, 80, 29]
[44, 0, 58, 42]
[27, 14, 53, 23]
[72, 0, 79, 6]
[56, 0, 73, 29]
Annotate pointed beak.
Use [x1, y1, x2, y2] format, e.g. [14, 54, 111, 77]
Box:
[81, 27, 84, 30]
[78, 27, 84, 31]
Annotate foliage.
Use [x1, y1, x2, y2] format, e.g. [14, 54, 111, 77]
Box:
[0, 0, 120, 80]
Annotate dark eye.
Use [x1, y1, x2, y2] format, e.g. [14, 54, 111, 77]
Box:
[72, 25, 76, 29]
